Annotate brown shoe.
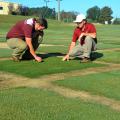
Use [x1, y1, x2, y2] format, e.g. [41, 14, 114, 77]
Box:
[80, 57, 91, 63]
[12, 56, 20, 62]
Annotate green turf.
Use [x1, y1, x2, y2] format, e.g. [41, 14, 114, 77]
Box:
[38, 45, 68, 54]
[97, 43, 120, 50]
[96, 25, 120, 50]
[97, 50, 120, 63]
[0, 15, 120, 119]
[0, 57, 103, 78]
[0, 48, 12, 58]
[0, 87, 120, 120]
[54, 70, 120, 100]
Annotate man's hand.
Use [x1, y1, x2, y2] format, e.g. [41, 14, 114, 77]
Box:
[62, 54, 70, 61]
[34, 56, 42, 62]
[62, 42, 75, 61]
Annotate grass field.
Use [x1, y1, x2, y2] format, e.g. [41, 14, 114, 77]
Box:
[0, 15, 120, 120]
[1, 88, 120, 120]
[54, 70, 120, 100]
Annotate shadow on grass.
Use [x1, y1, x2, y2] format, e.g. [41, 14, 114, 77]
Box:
[22, 52, 103, 62]
[91, 52, 103, 61]
[38, 52, 103, 61]
[21, 52, 65, 61]
[38, 52, 65, 59]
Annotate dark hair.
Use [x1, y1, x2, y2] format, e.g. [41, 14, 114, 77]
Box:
[36, 18, 48, 29]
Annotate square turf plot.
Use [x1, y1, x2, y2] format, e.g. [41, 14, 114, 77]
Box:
[0, 57, 104, 78]
[54, 70, 120, 100]
[0, 87, 120, 120]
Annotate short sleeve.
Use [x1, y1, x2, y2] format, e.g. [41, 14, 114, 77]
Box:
[89, 24, 96, 33]
[72, 28, 79, 42]
[23, 24, 33, 38]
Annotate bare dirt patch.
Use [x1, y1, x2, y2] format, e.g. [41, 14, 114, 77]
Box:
[0, 42, 9, 48]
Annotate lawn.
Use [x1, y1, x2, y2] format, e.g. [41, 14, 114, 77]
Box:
[97, 50, 120, 63]
[0, 57, 103, 78]
[0, 15, 120, 120]
[0, 87, 120, 120]
[54, 70, 120, 100]
[0, 48, 12, 58]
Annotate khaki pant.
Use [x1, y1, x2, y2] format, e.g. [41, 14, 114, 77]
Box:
[7, 31, 43, 59]
[69, 36, 96, 58]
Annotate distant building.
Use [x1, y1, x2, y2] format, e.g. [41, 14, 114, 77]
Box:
[105, 21, 108, 25]
[0, 0, 22, 15]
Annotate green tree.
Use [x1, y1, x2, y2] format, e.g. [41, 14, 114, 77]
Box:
[28, 7, 56, 19]
[99, 6, 113, 24]
[86, 6, 100, 22]
[61, 10, 77, 22]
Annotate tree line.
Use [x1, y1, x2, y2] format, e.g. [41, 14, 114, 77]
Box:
[10, 5, 120, 24]
[86, 6, 120, 24]
[86, 6, 113, 24]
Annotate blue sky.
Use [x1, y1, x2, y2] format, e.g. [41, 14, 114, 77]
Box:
[4, 0, 120, 18]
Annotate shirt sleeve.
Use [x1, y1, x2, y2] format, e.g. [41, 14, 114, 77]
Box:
[89, 24, 96, 33]
[23, 24, 33, 38]
[72, 28, 79, 42]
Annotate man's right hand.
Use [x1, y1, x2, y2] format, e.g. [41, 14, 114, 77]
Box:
[62, 54, 70, 61]
[34, 56, 42, 62]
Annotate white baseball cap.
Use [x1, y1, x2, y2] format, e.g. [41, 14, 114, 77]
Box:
[73, 14, 86, 23]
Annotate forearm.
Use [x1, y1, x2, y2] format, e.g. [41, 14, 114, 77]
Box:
[62, 42, 76, 61]
[84, 33, 96, 38]
[25, 38, 37, 58]
[29, 46, 37, 58]
[67, 42, 76, 55]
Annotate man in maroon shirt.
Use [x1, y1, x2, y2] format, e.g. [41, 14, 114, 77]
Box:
[6, 17, 48, 62]
[62, 14, 97, 62]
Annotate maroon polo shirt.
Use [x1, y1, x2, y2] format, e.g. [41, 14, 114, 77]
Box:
[72, 23, 97, 44]
[6, 18, 36, 40]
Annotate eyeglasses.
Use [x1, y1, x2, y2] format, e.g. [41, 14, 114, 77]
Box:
[76, 22, 82, 25]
